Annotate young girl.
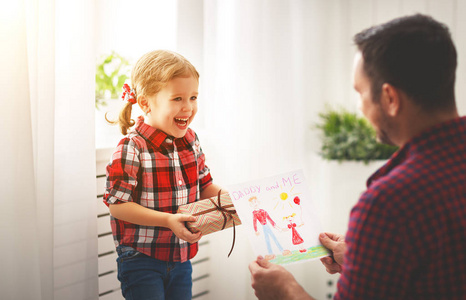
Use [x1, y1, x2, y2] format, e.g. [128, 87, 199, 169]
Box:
[103, 50, 222, 300]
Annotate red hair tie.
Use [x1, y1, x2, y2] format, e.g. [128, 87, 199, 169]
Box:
[122, 83, 137, 104]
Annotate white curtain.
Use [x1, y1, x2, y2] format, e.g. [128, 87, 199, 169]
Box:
[199, 1, 466, 299]
[200, 0, 347, 181]
[200, 1, 327, 299]
[0, 0, 98, 299]
[202, 0, 314, 182]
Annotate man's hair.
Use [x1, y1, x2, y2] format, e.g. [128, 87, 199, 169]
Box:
[354, 14, 457, 111]
[248, 196, 257, 202]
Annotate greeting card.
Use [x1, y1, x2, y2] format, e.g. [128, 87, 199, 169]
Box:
[227, 170, 330, 265]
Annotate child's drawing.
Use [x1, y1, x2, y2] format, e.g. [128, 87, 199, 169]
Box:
[228, 170, 330, 265]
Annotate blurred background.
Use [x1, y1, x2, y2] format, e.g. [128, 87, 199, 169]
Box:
[2, 0, 465, 299]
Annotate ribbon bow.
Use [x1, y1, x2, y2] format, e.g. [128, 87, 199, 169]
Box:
[209, 189, 237, 257]
[288, 223, 296, 229]
[121, 83, 137, 104]
[193, 189, 237, 257]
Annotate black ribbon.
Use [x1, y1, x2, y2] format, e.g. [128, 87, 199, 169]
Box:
[210, 189, 237, 257]
[194, 189, 236, 257]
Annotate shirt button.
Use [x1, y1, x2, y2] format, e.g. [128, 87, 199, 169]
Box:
[178, 180, 183, 185]
[165, 138, 172, 143]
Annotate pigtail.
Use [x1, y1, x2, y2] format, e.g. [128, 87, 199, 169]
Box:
[106, 83, 137, 135]
[105, 102, 135, 135]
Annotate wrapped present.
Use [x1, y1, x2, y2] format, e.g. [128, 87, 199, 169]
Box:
[178, 191, 241, 234]
[177, 190, 241, 256]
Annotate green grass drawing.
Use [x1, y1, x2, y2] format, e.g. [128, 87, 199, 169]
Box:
[270, 245, 330, 265]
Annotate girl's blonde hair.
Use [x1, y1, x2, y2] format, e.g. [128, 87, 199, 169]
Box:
[107, 50, 199, 135]
[283, 213, 296, 221]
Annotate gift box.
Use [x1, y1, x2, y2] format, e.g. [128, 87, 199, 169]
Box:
[177, 191, 241, 235]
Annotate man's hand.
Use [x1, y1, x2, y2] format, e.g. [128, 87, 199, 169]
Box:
[249, 256, 315, 300]
[167, 214, 202, 244]
[319, 232, 346, 274]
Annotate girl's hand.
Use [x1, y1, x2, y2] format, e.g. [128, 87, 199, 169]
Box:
[167, 214, 202, 244]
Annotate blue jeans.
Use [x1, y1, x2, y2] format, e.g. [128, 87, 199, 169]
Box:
[262, 224, 283, 254]
[116, 246, 192, 300]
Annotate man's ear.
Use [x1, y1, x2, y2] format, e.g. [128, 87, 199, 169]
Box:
[380, 83, 401, 117]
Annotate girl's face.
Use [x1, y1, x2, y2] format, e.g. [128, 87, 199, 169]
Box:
[143, 76, 199, 138]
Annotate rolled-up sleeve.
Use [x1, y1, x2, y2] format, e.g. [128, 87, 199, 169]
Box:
[103, 139, 141, 206]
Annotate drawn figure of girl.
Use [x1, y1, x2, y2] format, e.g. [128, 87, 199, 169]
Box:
[283, 213, 307, 253]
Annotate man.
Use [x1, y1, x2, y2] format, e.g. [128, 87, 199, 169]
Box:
[249, 14, 466, 299]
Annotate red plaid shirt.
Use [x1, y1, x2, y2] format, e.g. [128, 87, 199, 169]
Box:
[104, 117, 213, 262]
[335, 116, 466, 299]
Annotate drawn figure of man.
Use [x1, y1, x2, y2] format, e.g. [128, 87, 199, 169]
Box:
[249, 196, 291, 260]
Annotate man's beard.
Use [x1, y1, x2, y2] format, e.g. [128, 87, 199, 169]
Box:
[376, 128, 396, 146]
[374, 110, 397, 146]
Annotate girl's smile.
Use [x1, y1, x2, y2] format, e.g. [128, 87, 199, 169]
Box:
[174, 116, 190, 128]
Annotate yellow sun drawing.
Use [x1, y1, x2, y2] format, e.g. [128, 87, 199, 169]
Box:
[273, 186, 301, 211]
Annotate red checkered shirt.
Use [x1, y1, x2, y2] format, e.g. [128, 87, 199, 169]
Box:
[335, 116, 466, 299]
[104, 117, 213, 262]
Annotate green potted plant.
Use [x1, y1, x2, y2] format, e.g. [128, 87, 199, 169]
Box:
[316, 109, 398, 164]
[95, 51, 131, 109]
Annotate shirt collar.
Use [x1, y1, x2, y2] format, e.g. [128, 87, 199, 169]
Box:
[133, 116, 190, 148]
[367, 116, 466, 187]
